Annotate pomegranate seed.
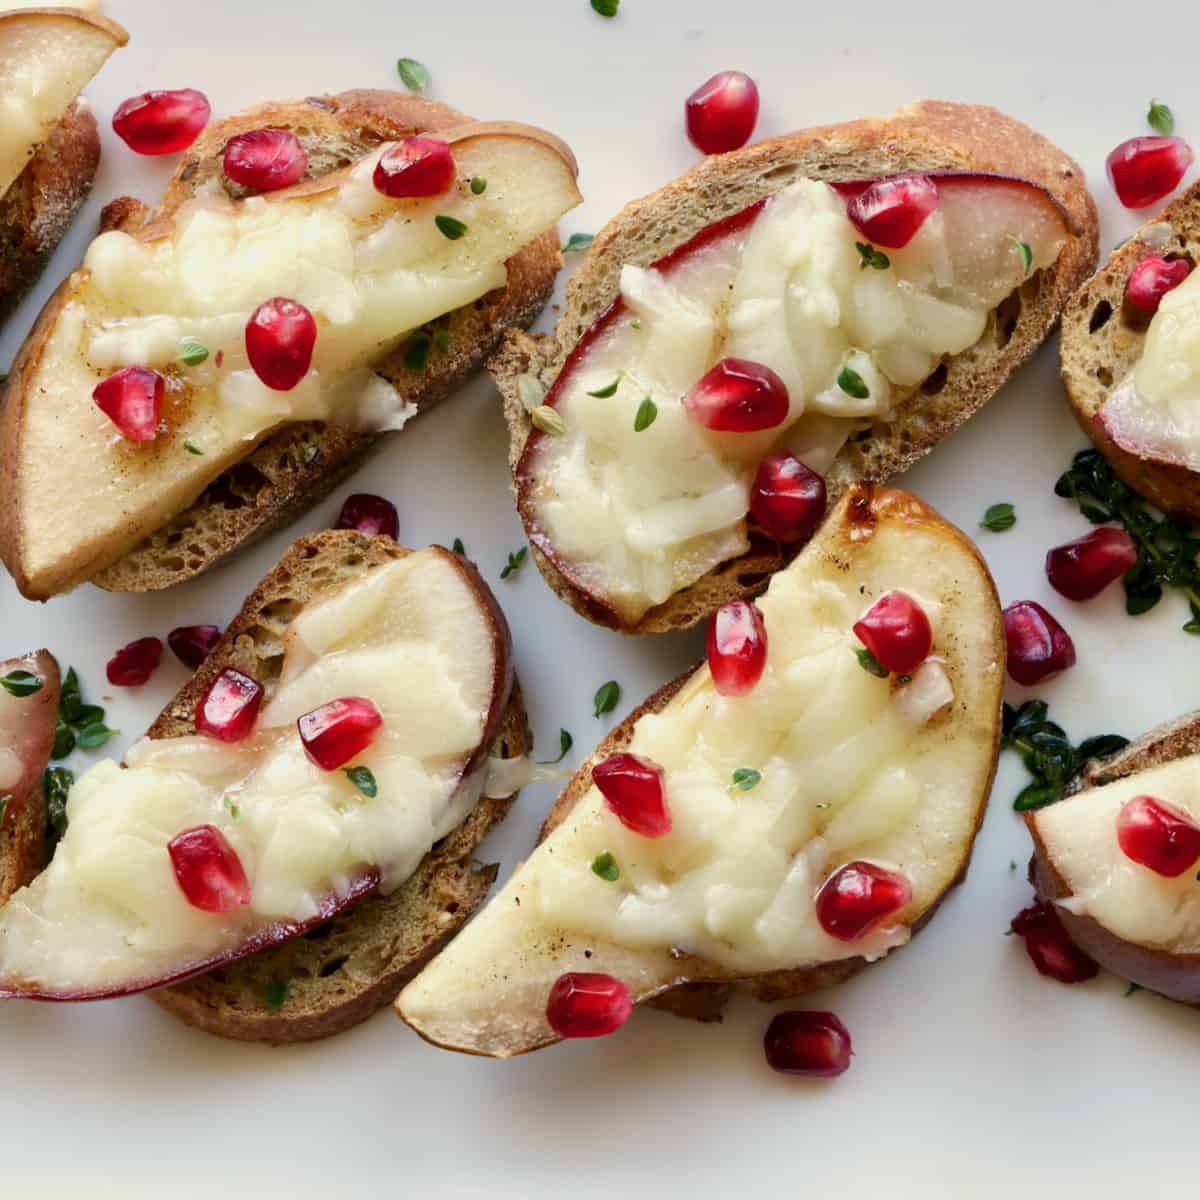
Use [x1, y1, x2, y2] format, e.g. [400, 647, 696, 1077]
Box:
[105, 637, 163, 687]
[816, 861, 911, 941]
[707, 600, 768, 696]
[245, 297, 316, 391]
[592, 753, 671, 838]
[684, 358, 789, 432]
[685, 70, 759, 155]
[1003, 601, 1076, 686]
[1107, 136, 1193, 209]
[1011, 899, 1098, 984]
[749, 452, 827, 543]
[167, 625, 222, 670]
[844, 175, 939, 249]
[93, 366, 164, 442]
[167, 825, 251, 913]
[196, 668, 264, 743]
[853, 591, 932, 674]
[546, 972, 632, 1038]
[334, 493, 399, 540]
[112, 89, 211, 155]
[1117, 794, 1200, 877]
[298, 697, 383, 771]
[373, 136, 456, 198]
[1045, 528, 1138, 601]
[223, 128, 308, 192]
[763, 1011, 853, 1077]
[1125, 255, 1192, 314]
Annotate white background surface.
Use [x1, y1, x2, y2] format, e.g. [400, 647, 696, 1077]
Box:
[3, 1, 1198, 1194]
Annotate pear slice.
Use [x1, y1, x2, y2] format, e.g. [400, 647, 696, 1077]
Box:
[398, 485, 1004, 1057]
[0, 546, 512, 1001]
[0, 7, 127, 202]
[0, 121, 580, 599]
[0, 650, 61, 905]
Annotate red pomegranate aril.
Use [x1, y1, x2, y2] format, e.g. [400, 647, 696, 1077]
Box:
[592, 753, 671, 838]
[1003, 601, 1076, 686]
[373, 136, 456, 198]
[707, 600, 767, 696]
[298, 697, 383, 771]
[1117, 794, 1200, 877]
[853, 591, 932, 675]
[196, 668, 264, 743]
[168, 825, 251, 913]
[1011, 899, 1098, 984]
[112, 88, 211, 155]
[106, 637, 163, 687]
[167, 624, 222, 670]
[1126, 255, 1192, 314]
[763, 1010, 853, 1077]
[750, 453, 827, 544]
[684, 358, 789, 432]
[335, 493, 399, 540]
[845, 175, 939, 249]
[685, 70, 759, 155]
[1045, 527, 1138, 601]
[546, 972, 633, 1038]
[93, 366, 164, 442]
[816, 861, 911, 941]
[1107, 136, 1193, 209]
[245, 297, 317, 391]
[223, 128, 308, 192]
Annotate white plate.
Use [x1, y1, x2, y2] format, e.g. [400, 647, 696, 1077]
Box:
[3, 1, 1196, 1194]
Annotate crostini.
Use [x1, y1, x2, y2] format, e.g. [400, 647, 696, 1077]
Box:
[398, 485, 1004, 1057]
[0, 7, 126, 317]
[493, 99, 1098, 633]
[0, 91, 580, 600]
[0, 532, 531, 1044]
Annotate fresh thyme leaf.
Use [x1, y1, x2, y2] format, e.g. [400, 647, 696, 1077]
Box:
[50, 666, 112, 761]
[179, 338, 209, 366]
[433, 327, 453, 352]
[593, 680, 620, 717]
[591, 0, 619, 14]
[264, 979, 289, 1009]
[405, 331, 433, 371]
[43, 766, 73, 854]
[730, 767, 761, 792]
[587, 373, 622, 398]
[435, 214, 467, 240]
[500, 547, 528, 579]
[980, 502, 1016, 532]
[75, 722, 118, 750]
[223, 795, 241, 821]
[1009, 235, 1033, 276]
[452, 537, 466, 556]
[855, 646, 888, 678]
[1, 670, 42, 697]
[1056, 448, 1200, 632]
[591, 851, 620, 881]
[396, 57, 430, 92]
[183, 440, 204, 455]
[837, 364, 869, 400]
[1148, 100, 1175, 135]
[0, 795, 9, 828]
[855, 241, 890, 270]
[634, 397, 657, 431]
[538, 728, 573, 765]
[343, 766, 377, 798]
[1001, 697, 1128, 812]
[562, 233, 594, 254]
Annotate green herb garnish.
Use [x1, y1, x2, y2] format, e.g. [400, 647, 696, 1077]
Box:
[435, 214, 468, 240]
[500, 547, 528, 579]
[855, 241, 890, 270]
[179, 338, 209, 366]
[264, 979, 289, 1010]
[1125, 981, 1143, 997]
[1148, 100, 1175, 135]
[396, 57, 430, 92]
[184, 440, 204, 455]
[538, 728, 573, 765]
[630, 319, 642, 330]
[562, 233, 594, 254]
[587, 374, 622, 398]
[634, 397, 657, 431]
[52, 667, 116, 760]
[343, 766, 377, 798]
[530, 404, 566, 435]
[405, 331, 433, 371]
[980, 502, 1016, 533]
[1010, 236, 1033, 276]
[837, 364, 870, 400]
[855, 647, 888, 678]
[223, 795, 241, 821]
[591, 851, 620, 881]
[433, 327, 453, 352]
[1001, 698, 1128, 811]
[1, 670, 43, 698]
[591, 0, 619, 14]
[1056, 448, 1200, 631]
[452, 537, 466, 556]
[43, 766, 73, 854]
[469, 176, 487, 195]
[0, 795, 9, 828]
[76, 723, 118, 750]
[730, 767, 761, 792]
[593, 680, 620, 717]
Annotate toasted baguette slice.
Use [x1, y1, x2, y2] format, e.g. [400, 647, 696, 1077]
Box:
[1060, 181, 1200, 519]
[25, 89, 564, 595]
[492, 99, 1098, 633]
[398, 485, 1004, 1057]
[0, 9, 127, 318]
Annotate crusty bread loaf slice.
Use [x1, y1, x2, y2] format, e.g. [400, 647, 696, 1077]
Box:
[1061, 181, 1200, 519]
[492, 99, 1099, 633]
[90, 90, 563, 593]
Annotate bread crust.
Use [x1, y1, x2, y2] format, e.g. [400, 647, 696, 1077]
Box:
[492, 99, 1099, 633]
[1061, 180, 1200, 519]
